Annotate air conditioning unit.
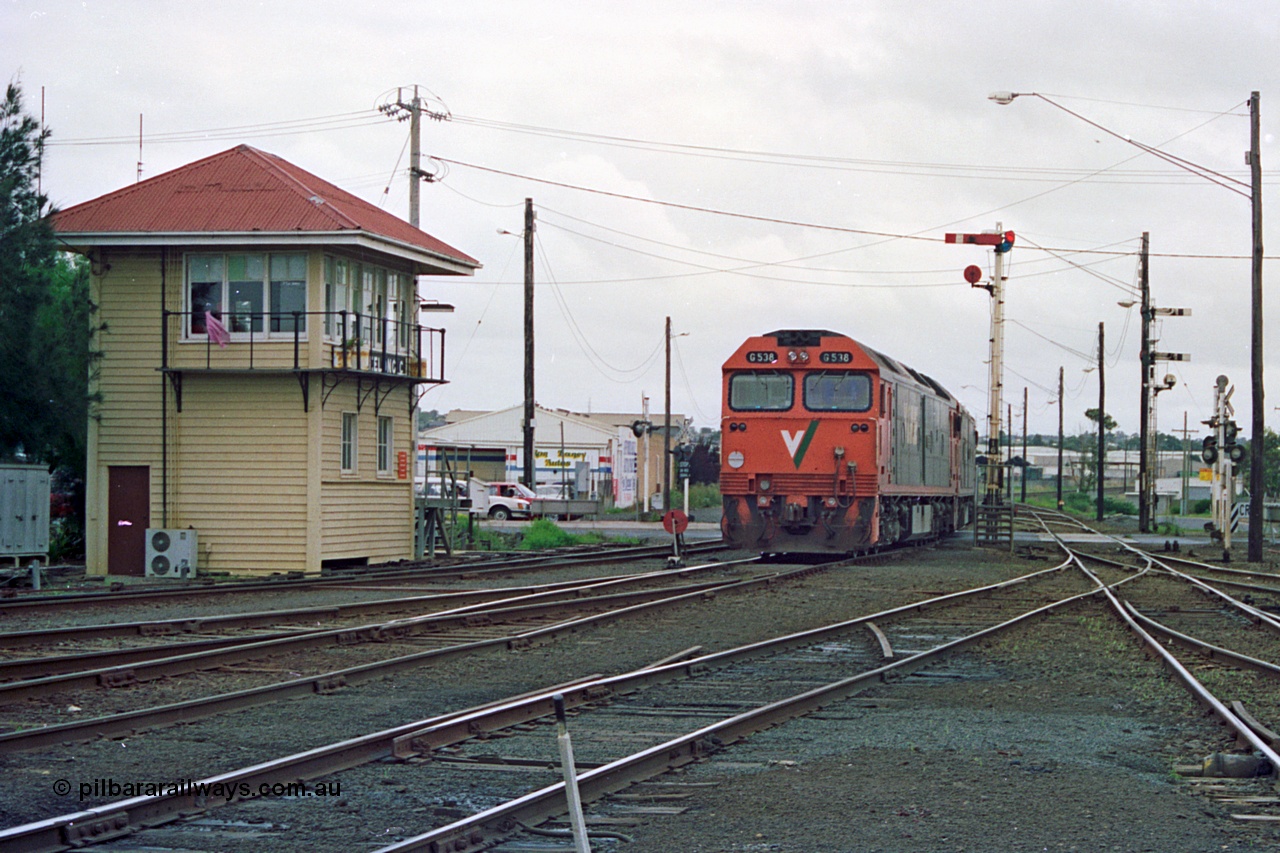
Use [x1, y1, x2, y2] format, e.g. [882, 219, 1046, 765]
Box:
[145, 528, 198, 579]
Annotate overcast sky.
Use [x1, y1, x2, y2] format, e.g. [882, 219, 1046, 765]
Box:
[8, 0, 1280, 439]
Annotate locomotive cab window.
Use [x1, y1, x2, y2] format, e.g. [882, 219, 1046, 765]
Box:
[729, 371, 794, 411]
[804, 371, 872, 412]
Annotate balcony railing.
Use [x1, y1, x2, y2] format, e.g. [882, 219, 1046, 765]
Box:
[161, 309, 446, 382]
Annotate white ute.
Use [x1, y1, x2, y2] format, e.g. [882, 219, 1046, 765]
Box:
[469, 479, 534, 520]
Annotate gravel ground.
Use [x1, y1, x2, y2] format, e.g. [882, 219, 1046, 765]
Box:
[3, 535, 1279, 852]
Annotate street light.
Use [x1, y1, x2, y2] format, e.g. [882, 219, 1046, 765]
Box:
[993, 89, 1263, 560]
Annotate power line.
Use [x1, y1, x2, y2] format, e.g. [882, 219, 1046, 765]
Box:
[440, 156, 1280, 261]
[449, 112, 1267, 185]
[534, 237, 665, 381]
[671, 337, 714, 423]
[45, 110, 389, 147]
[1007, 319, 1096, 364]
[1029, 94, 1251, 198]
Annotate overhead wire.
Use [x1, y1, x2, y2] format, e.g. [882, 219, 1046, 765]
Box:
[45, 109, 389, 147]
[671, 337, 714, 423]
[534, 235, 666, 381]
[379, 127, 412, 208]
[1029, 94, 1251, 199]
[1007, 319, 1096, 364]
[536, 217, 968, 288]
[448, 112, 1263, 185]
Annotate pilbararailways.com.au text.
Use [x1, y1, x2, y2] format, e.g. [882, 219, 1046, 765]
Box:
[58, 778, 343, 801]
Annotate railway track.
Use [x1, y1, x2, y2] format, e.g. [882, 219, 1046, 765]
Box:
[0, 540, 725, 617]
[0, 558, 776, 746]
[4, 524, 1278, 851]
[0, 538, 1120, 851]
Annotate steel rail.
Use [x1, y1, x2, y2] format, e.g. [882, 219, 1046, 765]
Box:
[0, 540, 725, 615]
[376, 582, 1113, 852]
[0, 561, 824, 753]
[1129, 554, 1280, 635]
[0, 557, 1086, 851]
[0, 574, 748, 704]
[1122, 601, 1280, 679]
[1032, 512, 1280, 773]
[0, 557, 755, 654]
[1149, 551, 1280, 581]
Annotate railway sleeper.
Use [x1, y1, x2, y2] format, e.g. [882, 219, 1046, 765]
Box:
[97, 669, 138, 689]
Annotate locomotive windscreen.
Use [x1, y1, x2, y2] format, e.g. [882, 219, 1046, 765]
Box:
[803, 372, 872, 411]
[729, 371, 793, 410]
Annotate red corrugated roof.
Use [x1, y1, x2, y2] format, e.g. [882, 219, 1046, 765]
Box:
[50, 144, 478, 268]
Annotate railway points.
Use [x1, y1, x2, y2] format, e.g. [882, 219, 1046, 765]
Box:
[2, 519, 1277, 851]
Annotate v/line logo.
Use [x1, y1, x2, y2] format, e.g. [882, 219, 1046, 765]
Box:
[781, 421, 820, 468]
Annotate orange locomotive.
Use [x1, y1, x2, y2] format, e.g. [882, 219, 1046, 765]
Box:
[720, 330, 976, 554]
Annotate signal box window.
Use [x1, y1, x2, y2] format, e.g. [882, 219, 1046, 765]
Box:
[729, 372, 793, 411]
[377, 416, 393, 475]
[186, 252, 307, 338]
[804, 372, 872, 412]
[341, 412, 358, 473]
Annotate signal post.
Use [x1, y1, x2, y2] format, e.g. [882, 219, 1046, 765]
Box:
[948, 226, 1015, 547]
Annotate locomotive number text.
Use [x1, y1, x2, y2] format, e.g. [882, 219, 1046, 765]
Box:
[746, 351, 779, 364]
[820, 351, 853, 364]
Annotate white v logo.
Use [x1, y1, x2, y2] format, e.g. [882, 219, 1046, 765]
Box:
[781, 429, 804, 458]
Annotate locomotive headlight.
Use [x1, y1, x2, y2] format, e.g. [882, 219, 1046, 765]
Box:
[758, 477, 771, 491]
[787, 350, 798, 363]
[798, 350, 809, 363]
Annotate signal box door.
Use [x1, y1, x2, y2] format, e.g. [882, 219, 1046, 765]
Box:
[107, 466, 150, 576]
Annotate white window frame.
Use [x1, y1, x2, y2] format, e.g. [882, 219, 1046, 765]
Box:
[323, 255, 412, 354]
[184, 252, 309, 342]
[377, 416, 393, 476]
[341, 411, 358, 473]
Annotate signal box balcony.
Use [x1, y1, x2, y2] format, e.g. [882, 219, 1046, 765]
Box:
[160, 309, 446, 411]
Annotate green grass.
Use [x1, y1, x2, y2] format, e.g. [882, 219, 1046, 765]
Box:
[518, 518, 595, 549]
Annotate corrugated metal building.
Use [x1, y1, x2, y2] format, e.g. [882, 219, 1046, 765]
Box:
[418, 405, 692, 508]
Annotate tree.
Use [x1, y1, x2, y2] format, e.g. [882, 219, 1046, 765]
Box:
[1, 81, 99, 555]
[1083, 408, 1117, 432]
[1246, 428, 1280, 498]
[0, 79, 57, 460]
[1078, 408, 1117, 494]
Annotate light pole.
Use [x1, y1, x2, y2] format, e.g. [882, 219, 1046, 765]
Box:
[992, 90, 1260, 558]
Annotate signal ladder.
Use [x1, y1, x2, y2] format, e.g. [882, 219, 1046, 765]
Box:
[974, 503, 1014, 550]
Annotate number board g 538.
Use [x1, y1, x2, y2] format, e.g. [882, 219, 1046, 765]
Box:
[746, 351, 778, 364]
[820, 351, 853, 364]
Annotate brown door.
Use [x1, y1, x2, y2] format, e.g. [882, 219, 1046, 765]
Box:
[107, 466, 150, 576]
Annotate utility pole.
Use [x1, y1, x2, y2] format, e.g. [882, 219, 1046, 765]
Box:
[408, 87, 421, 228]
[1006, 402, 1013, 503]
[664, 316, 672, 513]
[1097, 322, 1106, 522]
[381, 85, 451, 228]
[1057, 366, 1064, 510]
[1138, 232, 1152, 532]
[523, 198, 536, 488]
[1021, 387, 1028, 503]
[1174, 412, 1194, 517]
[1249, 91, 1265, 562]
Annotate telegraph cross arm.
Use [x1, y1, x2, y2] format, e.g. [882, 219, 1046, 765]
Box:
[1154, 307, 1191, 317]
[1152, 352, 1190, 362]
